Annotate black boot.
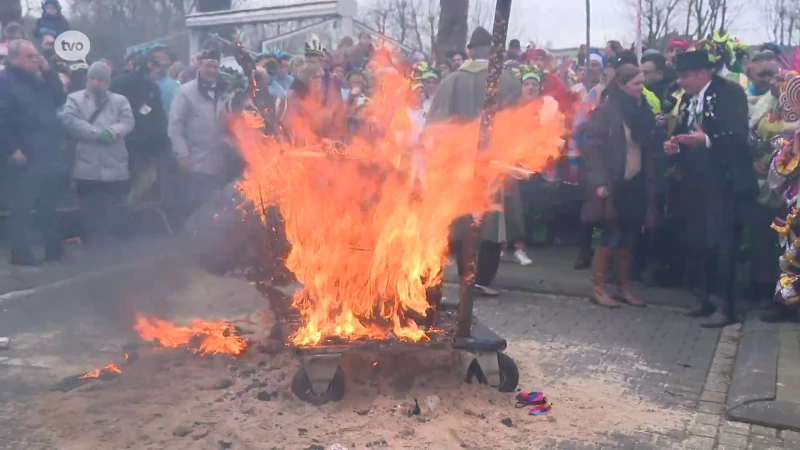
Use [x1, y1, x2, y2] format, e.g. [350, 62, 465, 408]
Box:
[760, 303, 799, 323]
[685, 292, 716, 318]
[11, 249, 40, 267]
[701, 310, 736, 328]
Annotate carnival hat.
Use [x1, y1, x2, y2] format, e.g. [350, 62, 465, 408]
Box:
[304, 34, 327, 58]
[674, 50, 715, 72]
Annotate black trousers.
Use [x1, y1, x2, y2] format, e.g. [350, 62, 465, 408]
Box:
[5, 161, 69, 255]
[747, 202, 779, 289]
[76, 180, 129, 240]
[450, 240, 503, 287]
[681, 174, 744, 317]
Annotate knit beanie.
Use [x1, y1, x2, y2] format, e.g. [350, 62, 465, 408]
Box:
[87, 62, 112, 82]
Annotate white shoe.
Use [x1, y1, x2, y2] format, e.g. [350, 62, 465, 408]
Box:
[514, 249, 533, 266]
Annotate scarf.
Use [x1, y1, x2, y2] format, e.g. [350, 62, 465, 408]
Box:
[605, 85, 655, 146]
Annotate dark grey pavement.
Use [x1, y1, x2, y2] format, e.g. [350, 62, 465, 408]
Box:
[443, 245, 701, 310]
[0, 240, 797, 449]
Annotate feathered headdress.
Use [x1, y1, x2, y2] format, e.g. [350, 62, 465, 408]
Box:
[694, 31, 749, 73]
[304, 34, 327, 58]
[219, 66, 247, 93]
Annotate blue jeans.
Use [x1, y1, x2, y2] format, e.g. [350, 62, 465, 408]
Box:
[5, 161, 69, 255]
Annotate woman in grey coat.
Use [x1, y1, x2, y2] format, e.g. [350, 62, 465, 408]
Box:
[61, 62, 135, 245]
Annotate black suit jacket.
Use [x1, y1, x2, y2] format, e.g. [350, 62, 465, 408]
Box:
[673, 75, 757, 199]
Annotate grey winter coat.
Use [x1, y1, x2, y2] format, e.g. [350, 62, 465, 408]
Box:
[61, 89, 135, 181]
[168, 79, 227, 176]
[426, 59, 524, 243]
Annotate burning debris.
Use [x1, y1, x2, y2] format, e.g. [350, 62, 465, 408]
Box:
[79, 363, 122, 380]
[133, 315, 247, 356]
[228, 63, 565, 348]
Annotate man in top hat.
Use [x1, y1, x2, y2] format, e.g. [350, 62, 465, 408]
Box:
[427, 26, 522, 297]
[664, 50, 758, 327]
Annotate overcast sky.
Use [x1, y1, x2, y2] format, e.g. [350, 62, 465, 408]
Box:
[361, 0, 770, 49]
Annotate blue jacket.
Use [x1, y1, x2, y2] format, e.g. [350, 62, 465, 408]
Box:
[0, 66, 67, 163]
[155, 75, 180, 114]
[34, 14, 69, 40]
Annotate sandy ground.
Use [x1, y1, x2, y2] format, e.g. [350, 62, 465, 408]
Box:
[7, 272, 693, 450]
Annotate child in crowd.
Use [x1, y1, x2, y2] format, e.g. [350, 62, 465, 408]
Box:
[34, 0, 70, 40]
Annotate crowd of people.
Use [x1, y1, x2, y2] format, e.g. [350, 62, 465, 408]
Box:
[0, 9, 797, 327]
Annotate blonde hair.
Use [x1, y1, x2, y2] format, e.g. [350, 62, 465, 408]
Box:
[295, 61, 321, 83]
[167, 61, 185, 80]
[289, 56, 306, 78]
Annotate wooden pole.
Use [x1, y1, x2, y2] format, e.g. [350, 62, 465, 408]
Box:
[455, 0, 513, 338]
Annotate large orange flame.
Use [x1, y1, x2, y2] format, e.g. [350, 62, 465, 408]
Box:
[230, 64, 565, 346]
[134, 315, 247, 355]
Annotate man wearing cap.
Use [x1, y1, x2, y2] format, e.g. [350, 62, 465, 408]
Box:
[168, 48, 231, 225]
[664, 50, 758, 327]
[666, 38, 690, 68]
[427, 26, 522, 297]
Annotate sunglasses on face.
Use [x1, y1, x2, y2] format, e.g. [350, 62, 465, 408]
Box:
[757, 70, 778, 78]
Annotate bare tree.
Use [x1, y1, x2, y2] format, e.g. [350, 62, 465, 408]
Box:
[682, 0, 743, 40]
[766, 0, 799, 45]
[364, 0, 395, 35]
[437, 0, 468, 62]
[624, 0, 684, 47]
[0, 0, 22, 28]
[469, 0, 493, 31]
[391, 0, 413, 45]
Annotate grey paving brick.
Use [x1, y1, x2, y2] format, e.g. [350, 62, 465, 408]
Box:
[684, 436, 715, 450]
[750, 425, 779, 437]
[704, 380, 729, 393]
[700, 391, 728, 403]
[717, 432, 749, 448]
[694, 412, 721, 427]
[720, 424, 751, 436]
[688, 423, 718, 438]
[697, 401, 725, 414]
[781, 430, 800, 441]
[748, 434, 784, 450]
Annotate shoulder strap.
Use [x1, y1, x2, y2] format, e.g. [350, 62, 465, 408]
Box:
[88, 98, 109, 124]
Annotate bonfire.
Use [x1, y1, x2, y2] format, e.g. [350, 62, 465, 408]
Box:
[227, 63, 565, 347]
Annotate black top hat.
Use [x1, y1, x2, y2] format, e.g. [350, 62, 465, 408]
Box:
[467, 27, 493, 49]
[674, 50, 715, 72]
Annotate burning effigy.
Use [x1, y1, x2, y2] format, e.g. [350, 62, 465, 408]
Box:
[227, 56, 565, 349]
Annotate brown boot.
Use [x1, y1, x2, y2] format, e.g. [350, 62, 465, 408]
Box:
[615, 249, 646, 307]
[591, 247, 619, 308]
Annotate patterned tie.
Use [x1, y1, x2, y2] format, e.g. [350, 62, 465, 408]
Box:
[688, 97, 700, 128]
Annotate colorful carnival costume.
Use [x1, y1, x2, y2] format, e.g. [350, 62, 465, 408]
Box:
[767, 74, 800, 317]
[693, 32, 749, 90]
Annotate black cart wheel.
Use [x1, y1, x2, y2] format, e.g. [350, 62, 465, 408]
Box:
[465, 352, 519, 393]
[291, 366, 346, 405]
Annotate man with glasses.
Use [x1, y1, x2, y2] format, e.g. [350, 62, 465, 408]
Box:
[0, 40, 69, 265]
[747, 51, 779, 105]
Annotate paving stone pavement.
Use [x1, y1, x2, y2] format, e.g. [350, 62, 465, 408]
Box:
[466, 289, 797, 450]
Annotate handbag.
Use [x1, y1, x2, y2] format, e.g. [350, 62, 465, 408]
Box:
[580, 192, 617, 225]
